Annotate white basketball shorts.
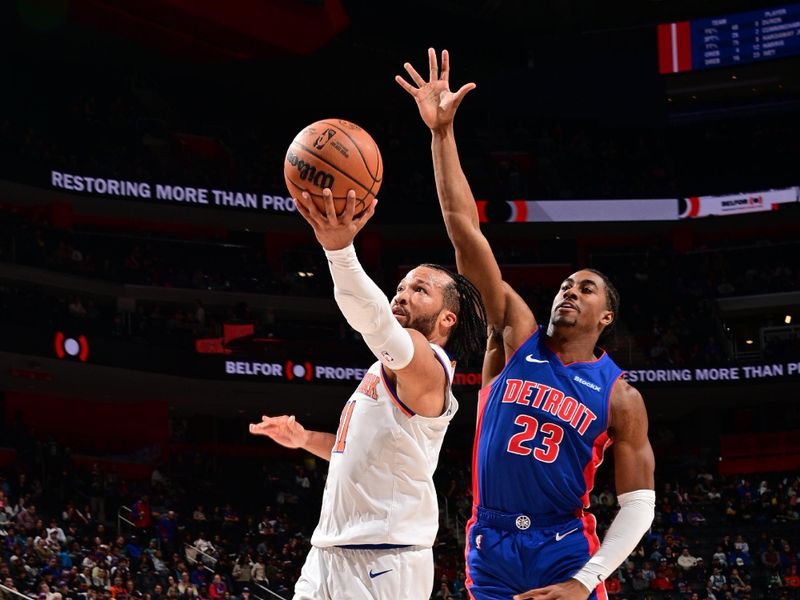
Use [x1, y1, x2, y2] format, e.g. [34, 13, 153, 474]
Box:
[293, 545, 433, 600]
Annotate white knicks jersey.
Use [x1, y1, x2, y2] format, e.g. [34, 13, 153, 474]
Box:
[310, 343, 458, 548]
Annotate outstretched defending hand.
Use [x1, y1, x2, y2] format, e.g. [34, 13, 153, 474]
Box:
[294, 188, 377, 251]
[249, 415, 308, 449]
[513, 579, 591, 600]
[395, 47, 476, 132]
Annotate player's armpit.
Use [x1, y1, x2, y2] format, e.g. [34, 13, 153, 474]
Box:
[498, 282, 539, 356]
[609, 378, 655, 493]
[387, 328, 449, 417]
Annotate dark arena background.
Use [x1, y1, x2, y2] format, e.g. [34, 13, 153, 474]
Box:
[1, 0, 800, 599]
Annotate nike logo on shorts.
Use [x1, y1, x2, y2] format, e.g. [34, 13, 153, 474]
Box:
[369, 569, 392, 579]
[555, 527, 579, 541]
[525, 355, 549, 363]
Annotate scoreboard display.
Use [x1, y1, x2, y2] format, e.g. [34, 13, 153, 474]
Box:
[658, 3, 800, 73]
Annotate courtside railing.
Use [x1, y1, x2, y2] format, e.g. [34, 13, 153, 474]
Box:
[252, 580, 287, 600]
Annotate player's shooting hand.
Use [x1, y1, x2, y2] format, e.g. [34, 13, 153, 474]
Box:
[294, 188, 377, 251]
[249, 415, 309, 449]
[513, 579, 592, 600]
[395, 47, 476, 132]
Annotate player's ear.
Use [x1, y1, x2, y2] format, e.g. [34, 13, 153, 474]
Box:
[440, 309, 457, 330]
[601, 310, 614, 327]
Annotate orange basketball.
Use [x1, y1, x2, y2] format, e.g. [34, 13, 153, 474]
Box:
[284, 119, 383, 216]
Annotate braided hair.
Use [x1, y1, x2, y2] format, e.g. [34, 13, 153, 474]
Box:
[420, 263, 487, 363]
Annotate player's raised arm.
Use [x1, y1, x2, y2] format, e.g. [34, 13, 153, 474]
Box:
[396, 48, 536, 352]
[294, 189, 453, 417]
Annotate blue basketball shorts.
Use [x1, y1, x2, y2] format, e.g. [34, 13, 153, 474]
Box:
[465, 506, 608, 600]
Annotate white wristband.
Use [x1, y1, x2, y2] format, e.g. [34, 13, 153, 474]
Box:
[572, 489, 655, 592]
[325, 245, 415, 369]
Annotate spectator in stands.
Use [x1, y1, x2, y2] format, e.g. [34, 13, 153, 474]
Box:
[15, 503, 36, 533]
[762, 544, 782, 571]
[605, 573, 622, 597]
[434, 579, 454, 599]
[729, 567, 752, 595]
[784, 564, 800, 588]
[651, 569, 672, 592]
[2, 577, 19, 600]
[192, 506, 206, 524]
[249, 557, 265, 587]
[188, 562, 208, 589]
[132, 496, 152, 532]
[207, 575, 226, 600]
[177, 572, 197, 598]
[767, 570, 783, 591]
[678, 548, 698, 571]
[230, 558, 250, 593]
[110, 576, 126, 598]
[631, 569, 649, 593]
[709, 567, 727, 593]
[779, 541, 795, 571]
[46, 519, 66, 545]
[710, 545, 727, 568]
[157, 511, 178, 555]
[91, 563, 109, 589]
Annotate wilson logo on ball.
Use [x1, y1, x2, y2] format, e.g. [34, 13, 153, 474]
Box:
[285, 149, 335, 190]
[313, 128, 336, 150]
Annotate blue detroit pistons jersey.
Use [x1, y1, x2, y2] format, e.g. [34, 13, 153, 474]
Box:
[473, 327, 623, 517]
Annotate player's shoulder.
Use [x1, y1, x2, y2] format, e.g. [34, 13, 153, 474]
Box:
[610, 377, 644, 411]
[609, 377, 646, 429]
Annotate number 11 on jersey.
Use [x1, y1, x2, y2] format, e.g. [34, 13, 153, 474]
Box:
[333, 400, 357, 453]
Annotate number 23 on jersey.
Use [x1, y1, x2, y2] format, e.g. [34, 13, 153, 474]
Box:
[506, 415, 564, 462]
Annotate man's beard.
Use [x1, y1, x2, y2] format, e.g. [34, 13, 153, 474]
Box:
[407, 312, 439, 338]
[551, 314, 578, 328]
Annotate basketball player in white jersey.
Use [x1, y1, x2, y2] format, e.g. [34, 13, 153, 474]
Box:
[250, 188, 487, 600]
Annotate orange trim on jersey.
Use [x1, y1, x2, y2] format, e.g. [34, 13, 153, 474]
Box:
[379, 365, 414, 417]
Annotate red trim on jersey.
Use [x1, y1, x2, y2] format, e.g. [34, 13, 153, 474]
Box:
[548, 344, 607, 368]
[580, 512, 609, 600]
[465, 384, 492, 596]
[471, 385, 492, 506]
[379, 366, 414, 417]
[464, 505, 478, 597]
[580, 430, 613, 509]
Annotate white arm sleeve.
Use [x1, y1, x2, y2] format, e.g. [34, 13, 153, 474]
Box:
[572, 489, 656, 592]
[324, 244, 415, 369]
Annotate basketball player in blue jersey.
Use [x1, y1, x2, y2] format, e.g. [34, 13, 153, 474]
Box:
[249, 188, 487, 599]
[397, 49, 656, 600]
